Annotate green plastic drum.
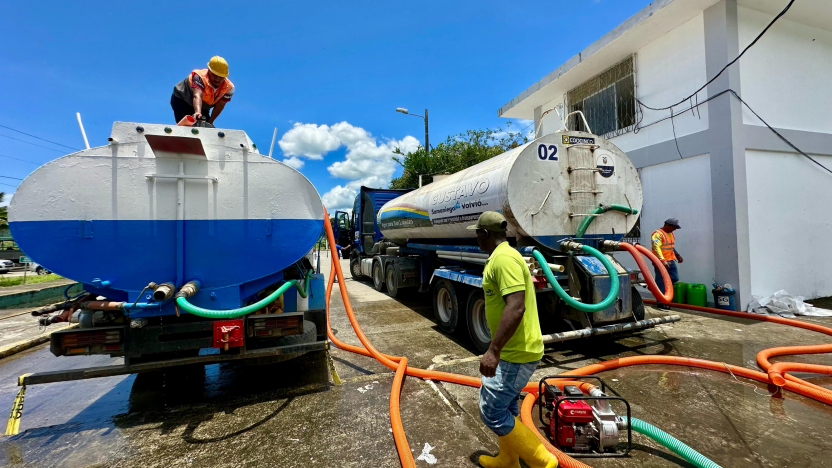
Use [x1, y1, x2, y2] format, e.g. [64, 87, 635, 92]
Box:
[686, 283, 708, 307]
[673, 282, 688, 304]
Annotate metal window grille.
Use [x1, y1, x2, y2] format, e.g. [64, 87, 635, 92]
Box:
[566, 56, 636, 138]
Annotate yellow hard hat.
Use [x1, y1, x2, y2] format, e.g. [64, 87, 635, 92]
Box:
[207, 56, 229, 77]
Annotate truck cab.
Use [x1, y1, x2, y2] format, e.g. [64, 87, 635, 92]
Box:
[346, 186, 412, 275]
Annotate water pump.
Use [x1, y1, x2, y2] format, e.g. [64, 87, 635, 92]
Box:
[538, 375, 632, 457]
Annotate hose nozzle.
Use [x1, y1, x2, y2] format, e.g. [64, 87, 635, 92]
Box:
[176, 280, 201, 299]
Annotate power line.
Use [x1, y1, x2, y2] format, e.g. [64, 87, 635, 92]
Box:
[0, 133, 67, 153]
[0, 154, 41, 165]
[729, 89, 832, 175]
[0, 175, 23, 180]
[0, 181, 19, 189]
[0, 124, 79, 151]
[639, 0, 795, 112]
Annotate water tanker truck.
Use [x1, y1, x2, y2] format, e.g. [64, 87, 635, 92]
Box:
[8, 122, 329, 382]
[335, 130, 679, 352]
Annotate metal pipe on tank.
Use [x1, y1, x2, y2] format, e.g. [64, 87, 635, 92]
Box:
[176, 161, 185, 286]
[152, 282, 175, 301]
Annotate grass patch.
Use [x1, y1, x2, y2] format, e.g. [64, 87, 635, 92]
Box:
[0, 273, 64, 287]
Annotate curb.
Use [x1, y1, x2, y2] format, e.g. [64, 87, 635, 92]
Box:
[0, 324, 78, 360]
[0, 283, 82, 310]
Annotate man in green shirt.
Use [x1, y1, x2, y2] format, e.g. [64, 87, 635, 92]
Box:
[469, 211, 557, 468]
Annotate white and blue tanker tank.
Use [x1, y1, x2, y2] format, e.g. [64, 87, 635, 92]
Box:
[8, 122, 324, 317]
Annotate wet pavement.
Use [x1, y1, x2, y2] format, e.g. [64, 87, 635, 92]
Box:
[0, 257, 830, 467]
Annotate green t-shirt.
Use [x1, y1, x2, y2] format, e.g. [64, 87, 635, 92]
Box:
[481, 242, 544, 363]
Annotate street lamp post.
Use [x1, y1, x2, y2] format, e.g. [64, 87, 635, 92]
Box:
[396, 107, 429, 154]
[396, 107, 429, 187]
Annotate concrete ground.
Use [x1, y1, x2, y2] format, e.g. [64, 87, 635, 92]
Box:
[0, 257, 830, 467]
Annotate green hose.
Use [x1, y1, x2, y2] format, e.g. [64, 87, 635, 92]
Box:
[628, 417, 722, 468]
[532, 246, 619, 312]
[575, 204, 638, 238]
[175, 271, 312, 319]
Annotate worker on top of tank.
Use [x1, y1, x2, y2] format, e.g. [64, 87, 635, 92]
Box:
[170, 56, 235, 126]
[469, 211, 556, 468]
[652, 218, 684, 306]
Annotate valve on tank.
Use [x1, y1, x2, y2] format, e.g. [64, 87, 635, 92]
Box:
[538, 375, 632, 457]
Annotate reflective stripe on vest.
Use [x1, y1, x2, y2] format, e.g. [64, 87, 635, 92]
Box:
[653, 229, 675, 261]
[189, 69, 233, 105]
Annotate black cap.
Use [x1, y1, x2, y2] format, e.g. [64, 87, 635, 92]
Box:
[665, 218, 681, 229]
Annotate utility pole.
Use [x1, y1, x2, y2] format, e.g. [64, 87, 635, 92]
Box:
[396, 107, 431, 187]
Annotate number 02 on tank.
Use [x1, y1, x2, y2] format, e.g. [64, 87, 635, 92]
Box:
[537, 143, 558, 161]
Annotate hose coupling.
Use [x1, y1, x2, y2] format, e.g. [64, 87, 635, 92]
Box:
[560, 240, 583, 252]
[152, 282, 176, 301]
[602, 240, 622, 250]
[176, 280, 201, 299]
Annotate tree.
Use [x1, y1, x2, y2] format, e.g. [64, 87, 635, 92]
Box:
[0, 192, 7, 229]
[389, 123, 529, 189]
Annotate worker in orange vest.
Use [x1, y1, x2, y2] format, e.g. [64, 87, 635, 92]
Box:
[651, 218, 684, 304]
[170, 56, 235, 125]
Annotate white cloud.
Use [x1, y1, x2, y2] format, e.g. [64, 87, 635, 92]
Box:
[278, 121, 419, 212]
[321, 176, 390, 212]
[281, 156, 305, 169]
[278, 123, 341, 160]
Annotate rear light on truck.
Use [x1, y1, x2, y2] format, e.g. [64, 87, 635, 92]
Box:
[52, 327, 124, 356]
[247, 312, 304, 338]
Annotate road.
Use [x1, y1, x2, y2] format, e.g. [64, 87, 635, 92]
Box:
[0, 257, 831, 467]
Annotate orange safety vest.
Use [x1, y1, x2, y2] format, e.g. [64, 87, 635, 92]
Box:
[651, 229, 676, 261]
[188, 69, 234, 105]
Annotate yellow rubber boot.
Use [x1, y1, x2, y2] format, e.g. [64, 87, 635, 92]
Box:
[503, 417, 558, 468]
[478, 434, 520, 468]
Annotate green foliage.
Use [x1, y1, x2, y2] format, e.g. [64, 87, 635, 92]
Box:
[0, 273, 64, 288]
[389, 123, 530, 189]
[0, 192, 7, 229]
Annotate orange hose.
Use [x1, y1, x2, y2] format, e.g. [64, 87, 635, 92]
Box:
[321, 209, 832, 467]
[619, 242, 673, 303]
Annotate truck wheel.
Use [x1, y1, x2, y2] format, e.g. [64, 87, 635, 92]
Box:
[372, 261, 385, 292]
[350, 259, 362, 279]
[385, 267, 399, 298]
[433, 279, 460, 334]
[466, 290, 491, 354]
[631, 286, 646, 321]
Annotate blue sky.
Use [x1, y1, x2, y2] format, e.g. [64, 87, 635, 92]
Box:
[1, 0, 650, 210]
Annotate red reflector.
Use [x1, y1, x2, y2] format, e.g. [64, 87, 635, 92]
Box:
[104, 344, 121, 351]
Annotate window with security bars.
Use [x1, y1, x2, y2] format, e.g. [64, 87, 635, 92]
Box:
[566, 56, 636, 138]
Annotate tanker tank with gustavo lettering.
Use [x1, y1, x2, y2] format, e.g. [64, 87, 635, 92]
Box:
[377, 131, 642, 248]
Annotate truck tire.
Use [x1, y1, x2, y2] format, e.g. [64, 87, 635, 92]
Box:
[350, 258, 362, 279]
[466, 290, 491, 354]
[433, 279, 461, 334]
[385, 266, 399, 298]
[631, 286, 646, 321]
[372, 261, 385, 291]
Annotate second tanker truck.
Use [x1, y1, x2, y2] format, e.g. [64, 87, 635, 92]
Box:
[334, 129, 679, 353]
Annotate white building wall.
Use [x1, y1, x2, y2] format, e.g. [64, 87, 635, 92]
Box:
[611, 13, 710, 155]
[538, 97, 565, 136]
[637, 154, 715, 286]
[738, 7, 832, 134]
[746, 150, 832, 299]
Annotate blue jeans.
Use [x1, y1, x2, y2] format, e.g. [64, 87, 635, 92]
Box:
[479, 359, 539, 436]
[655, 260, 679, 294]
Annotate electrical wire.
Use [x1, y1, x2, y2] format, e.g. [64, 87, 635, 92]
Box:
[638, 0, 796, 112]
[0, 182, 19, 189]
[728, 89, 832, 175]
[0, 124, 80, 151]
[0, 134, 67, 153]
[0, 176, 23, 180]
[0, 154, 40, 165]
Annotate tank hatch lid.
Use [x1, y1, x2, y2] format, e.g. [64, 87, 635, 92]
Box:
[145, 134, 206, 157]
